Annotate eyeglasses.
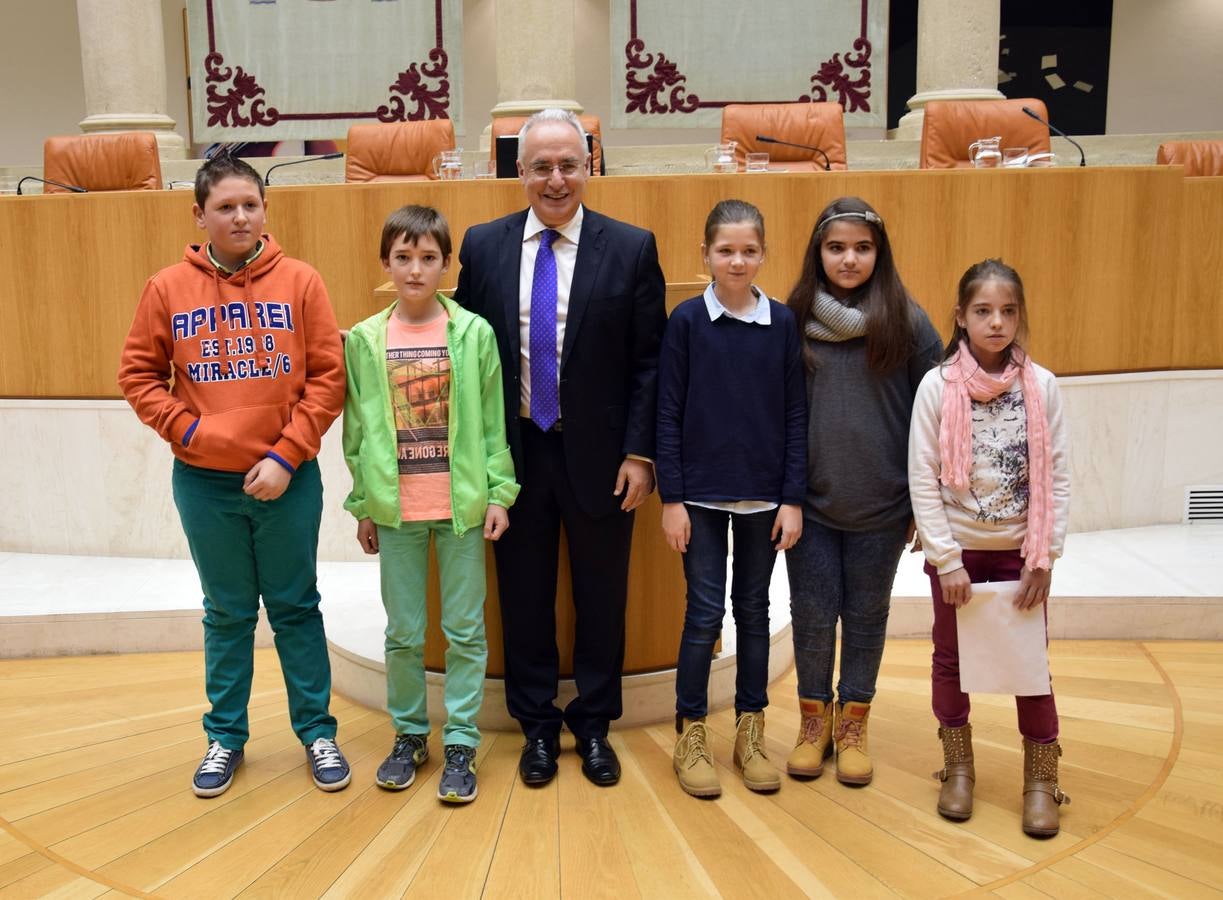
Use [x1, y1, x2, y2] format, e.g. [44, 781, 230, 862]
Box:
[525, 159, 584, 179]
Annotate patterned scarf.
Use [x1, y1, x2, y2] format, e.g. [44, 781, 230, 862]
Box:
[804, 290, 867, 342]
[938, 341, 1053, 570]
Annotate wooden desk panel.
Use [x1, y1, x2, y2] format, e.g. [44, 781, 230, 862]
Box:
[0, 167, 1219, 399]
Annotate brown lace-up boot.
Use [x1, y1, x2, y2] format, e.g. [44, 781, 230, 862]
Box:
[673, 717, 721, 798]
[933, 724, 975, 820]
[786, 699, 832, 777]
[1022, 738, 1070, 836]
[733, 711, 780, 792]
[834, 701, 873, 785]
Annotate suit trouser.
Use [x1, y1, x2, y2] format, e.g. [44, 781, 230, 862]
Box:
[172, 458, 337, 750]
[376, 519, 487, 748]
[494, 422, 634, 741]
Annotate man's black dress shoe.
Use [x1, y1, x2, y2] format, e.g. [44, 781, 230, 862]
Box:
[576, 737, 621, 786]
[518, 737, 561, 785]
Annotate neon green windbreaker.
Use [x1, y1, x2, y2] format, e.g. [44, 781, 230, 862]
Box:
[342, 294, 519, 534]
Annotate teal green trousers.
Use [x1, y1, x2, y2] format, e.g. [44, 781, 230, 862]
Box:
[172, 458, 337, 749]
[377, 520, 488, 748]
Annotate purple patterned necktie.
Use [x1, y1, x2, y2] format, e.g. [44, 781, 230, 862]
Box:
[529, 228, 560, 431]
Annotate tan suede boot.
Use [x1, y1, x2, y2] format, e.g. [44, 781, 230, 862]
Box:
[933, 724, 975, 820]
[673, 718, 721, 798]
[734, 711, 780, 792]
[834, 701, 873, 785]
[1022, 738, 1070, 837]
[786, 699, 833, 777]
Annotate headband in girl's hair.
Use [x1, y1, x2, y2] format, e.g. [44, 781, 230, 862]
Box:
[817, 210, 884, 229]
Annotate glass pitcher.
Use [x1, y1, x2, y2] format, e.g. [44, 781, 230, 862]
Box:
[705, 142, 738, 174]
[969, 136, 1002, 168]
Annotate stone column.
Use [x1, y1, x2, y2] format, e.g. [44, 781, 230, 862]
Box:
[76, 0, 186, 158]
[489, 0, 582, 120]
[894, 0, 1004, 140]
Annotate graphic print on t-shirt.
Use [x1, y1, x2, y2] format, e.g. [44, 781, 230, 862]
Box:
[387, 344, 451, 475]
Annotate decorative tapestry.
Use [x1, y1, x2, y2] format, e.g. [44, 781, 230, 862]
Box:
[611, 0, 886, 130]
[187, 0, 462, 142]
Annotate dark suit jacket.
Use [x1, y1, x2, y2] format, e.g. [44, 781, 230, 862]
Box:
[454, 206, 666, 518]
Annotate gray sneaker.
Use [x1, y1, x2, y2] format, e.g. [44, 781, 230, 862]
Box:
[376, 733, 429, 790]
[437, 745, 477, 803]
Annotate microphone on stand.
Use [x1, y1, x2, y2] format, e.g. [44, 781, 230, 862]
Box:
[264, 152, 345, 185]
[1021, 107, 1087, 167]
[755, 135, 831, 171]
[17, 176, 87, 194]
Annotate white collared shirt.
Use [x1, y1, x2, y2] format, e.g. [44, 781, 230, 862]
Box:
[702, 282, 772, 325]
[519, 205, 584, 417]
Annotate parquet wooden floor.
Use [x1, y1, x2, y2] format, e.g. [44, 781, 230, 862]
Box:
[1, 641, 1220, 898]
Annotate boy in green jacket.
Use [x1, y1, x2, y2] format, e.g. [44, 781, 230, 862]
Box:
[343, 205, 519, 803]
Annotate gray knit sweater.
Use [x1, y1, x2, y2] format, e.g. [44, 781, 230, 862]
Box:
[802, 304, 943, 531]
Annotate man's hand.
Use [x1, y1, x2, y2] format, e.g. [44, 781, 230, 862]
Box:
[771, 504, 803, 551]
[938, 568, 973, 607]
[613, 457, 655, 512]
[484, 504, 509, 540]
[1016, 566, 1052, 610]
[356, 517, 379, 554]
[661, 502, 691, 553]
[243, 457, 291, 501]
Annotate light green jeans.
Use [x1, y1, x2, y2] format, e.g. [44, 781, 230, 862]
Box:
[377, 520, 487, 747]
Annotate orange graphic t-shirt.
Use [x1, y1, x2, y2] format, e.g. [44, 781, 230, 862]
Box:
[385, 313, 451, 522]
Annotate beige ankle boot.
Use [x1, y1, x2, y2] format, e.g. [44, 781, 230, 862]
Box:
[934, 724, 975, 820]
[1022, 738, 1070, 836]
[786, 699, 833, 777]
[734, 711, 780, 792]
[673, 718, 721, 798]
[834, 701, 873, 785]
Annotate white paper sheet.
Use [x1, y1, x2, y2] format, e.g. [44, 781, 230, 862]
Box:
[955, 580, 1051, 696]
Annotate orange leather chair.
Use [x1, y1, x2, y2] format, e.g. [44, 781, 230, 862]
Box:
[720, 102, 848, 171]
[490, 115, 604, 176]
[1156, 141, 1223, 177]
[919, 99, 1051, 169]
[42, 132, 162, 193]
[345, 120, 456, 182]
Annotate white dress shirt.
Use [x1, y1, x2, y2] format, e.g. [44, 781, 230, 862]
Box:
[518, 205, 584, 418]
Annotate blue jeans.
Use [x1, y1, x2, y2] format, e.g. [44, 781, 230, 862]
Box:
[785, 516, 908, 704]
[675, 505, 777, 720]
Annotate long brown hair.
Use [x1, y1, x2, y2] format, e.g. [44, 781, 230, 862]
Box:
[943, 258, 1030, 366]
[784, 196, 915, 373]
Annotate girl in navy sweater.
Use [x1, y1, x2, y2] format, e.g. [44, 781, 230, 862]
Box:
[657, 199, 807, 798]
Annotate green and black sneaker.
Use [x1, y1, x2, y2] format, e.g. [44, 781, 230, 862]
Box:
[376, 733, 429, 790]
[437, 744, 477, 803]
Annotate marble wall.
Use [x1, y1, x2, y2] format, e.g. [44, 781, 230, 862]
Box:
[2, 370, 1221, 559]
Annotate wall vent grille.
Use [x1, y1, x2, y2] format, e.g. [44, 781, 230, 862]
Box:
[1184, 486, 1223, 523]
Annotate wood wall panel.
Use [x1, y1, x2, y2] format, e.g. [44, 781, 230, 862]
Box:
[0, 166, 1219, 400]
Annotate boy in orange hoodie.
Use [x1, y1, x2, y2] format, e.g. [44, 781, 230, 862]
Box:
[118, 153, 349, 798]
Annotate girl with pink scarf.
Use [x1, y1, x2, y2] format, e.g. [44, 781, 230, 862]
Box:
[908, 259, 1071, 838]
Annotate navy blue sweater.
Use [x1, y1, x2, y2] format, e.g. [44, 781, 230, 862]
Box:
[656, 296, 808, 506]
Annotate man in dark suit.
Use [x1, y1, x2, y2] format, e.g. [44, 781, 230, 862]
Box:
[454, 109, 666, 786]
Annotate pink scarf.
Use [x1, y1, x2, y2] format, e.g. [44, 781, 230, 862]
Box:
[938, 341, 1053, 570]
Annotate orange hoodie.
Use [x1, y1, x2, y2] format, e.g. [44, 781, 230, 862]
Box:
[118, 234, 345, 474]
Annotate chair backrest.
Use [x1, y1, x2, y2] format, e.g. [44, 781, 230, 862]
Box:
[42, 132, 163, 193]
[919, 99, 1051, 169]
[1156, 141, 1223, 177]
[489, 115, 604, 175]
[720, 102, 848, 171]
[345, 120, 456, 183]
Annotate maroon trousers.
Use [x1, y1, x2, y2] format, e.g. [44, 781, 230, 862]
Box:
[926, 548, 1059, 743]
